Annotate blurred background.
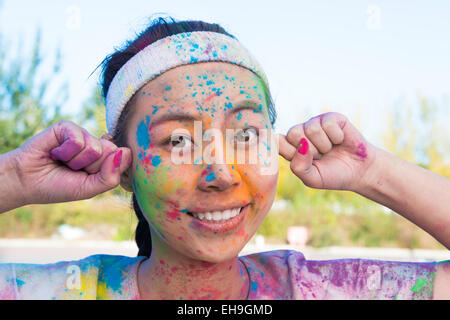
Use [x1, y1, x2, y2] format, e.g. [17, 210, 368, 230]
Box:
[0, 0, 449, 263]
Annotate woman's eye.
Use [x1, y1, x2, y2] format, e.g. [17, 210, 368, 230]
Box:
[235, 128, 258, 144]
[170, 135, 192, 149]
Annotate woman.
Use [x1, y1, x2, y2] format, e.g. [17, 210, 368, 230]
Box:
[0, 17, 448, 299]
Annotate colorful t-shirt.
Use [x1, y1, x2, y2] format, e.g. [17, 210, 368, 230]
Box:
[0, 250, 438, 300]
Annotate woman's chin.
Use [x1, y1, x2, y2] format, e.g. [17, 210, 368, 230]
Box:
[183, 245, 245, 264]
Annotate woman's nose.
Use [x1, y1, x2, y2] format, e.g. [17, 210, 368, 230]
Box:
[197, 164, 241, 192]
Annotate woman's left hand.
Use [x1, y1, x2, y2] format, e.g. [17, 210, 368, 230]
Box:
[278, 112, 379, 192]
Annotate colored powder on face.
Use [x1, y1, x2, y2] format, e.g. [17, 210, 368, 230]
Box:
[152, 155, 162, 167]
[165, 85, 172, 91]
[236, 112, 242, 120]
[166, 209, 181, 220]
[152, 105, 161, 114]
[204, 92, 219, 104]
[205, 171, 216, 182]
[137, 120, 150, 150]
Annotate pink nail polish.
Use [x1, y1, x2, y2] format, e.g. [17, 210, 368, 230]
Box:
[298, 138, 309, 155]
[113, 150, 123, 168]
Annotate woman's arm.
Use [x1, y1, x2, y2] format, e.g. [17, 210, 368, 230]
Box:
[279, 112, 449, 249]
[352, 147, 450, 249]
[0, 150, 26, 213]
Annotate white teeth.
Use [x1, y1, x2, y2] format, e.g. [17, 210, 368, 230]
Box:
[191, 207, 242, 221]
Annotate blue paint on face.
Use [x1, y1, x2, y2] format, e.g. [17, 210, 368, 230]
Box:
[152, 105, 161, 114]
[236, 112, 242, 120]
[205, 171, 216, 182]
[224, 102, 232, 110]
[152, 155, 162, 167]
[137, 120, 150, 150]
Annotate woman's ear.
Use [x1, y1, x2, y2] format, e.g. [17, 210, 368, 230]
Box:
[120, 168, 133, 192]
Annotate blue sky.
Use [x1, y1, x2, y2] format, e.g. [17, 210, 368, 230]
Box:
[1, 0, 449, 153]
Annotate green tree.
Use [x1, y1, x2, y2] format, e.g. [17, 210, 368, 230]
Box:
[78, 85, 130, 197]
[79, 86, 107, 138]
[0, 30, 70, 154]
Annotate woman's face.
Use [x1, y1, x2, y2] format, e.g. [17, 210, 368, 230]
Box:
[122, 62, 278, 263]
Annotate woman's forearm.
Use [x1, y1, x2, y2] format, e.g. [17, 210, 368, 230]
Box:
[353, 146, 450, 249]
[0, 150, 25, 213]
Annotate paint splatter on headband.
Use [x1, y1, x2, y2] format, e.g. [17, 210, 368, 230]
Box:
[105, 31, 269, 134]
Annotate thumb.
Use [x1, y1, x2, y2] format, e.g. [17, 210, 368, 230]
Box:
[290, 138, 323, 188]
[78, 147, 131, 199]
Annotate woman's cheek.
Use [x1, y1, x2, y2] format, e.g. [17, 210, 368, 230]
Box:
[133, 153, 186, 226]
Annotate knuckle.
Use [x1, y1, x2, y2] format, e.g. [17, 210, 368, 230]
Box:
[304, 121, 321, 136]
[71, 135, 85, 149]
[287, 124, 302, 139]
[321, 116, 335, 129]
[86, 145, 102, 159]
[56, 120, 75, 128]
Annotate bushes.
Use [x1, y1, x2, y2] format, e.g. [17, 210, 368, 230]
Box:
[0, 191, 137, 240]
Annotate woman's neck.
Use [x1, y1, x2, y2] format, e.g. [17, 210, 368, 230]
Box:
[137, 237, 250, 300]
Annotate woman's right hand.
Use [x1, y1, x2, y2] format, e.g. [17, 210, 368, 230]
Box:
[5, 120, 132, 207]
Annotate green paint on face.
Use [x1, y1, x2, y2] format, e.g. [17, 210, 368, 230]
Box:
[252, 76, 272, 128]
[133, 165, 184, 232]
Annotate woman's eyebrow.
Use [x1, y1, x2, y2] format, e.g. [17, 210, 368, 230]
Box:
[150, 113, 200, 127]
[227, 100, 264, 117]
[149, 100, 264, 126]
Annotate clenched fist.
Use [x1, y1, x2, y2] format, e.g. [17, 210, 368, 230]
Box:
[8, 120, 132, 206]
[278, 112, 378, 192]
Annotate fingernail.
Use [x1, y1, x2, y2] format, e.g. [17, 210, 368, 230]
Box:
[298, 138, 309, 155]
[113, 150, 123, 168]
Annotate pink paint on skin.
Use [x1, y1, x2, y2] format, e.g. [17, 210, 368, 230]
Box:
[50, 139, 82, 162]
[298, 138, 309, 155]
[203, 92, 218, 103]
[69, 149, 103, 171]
[166, 209, 181, 220]
[355, 143, 367, 159]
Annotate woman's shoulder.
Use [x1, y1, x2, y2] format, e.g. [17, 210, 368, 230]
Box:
[290, 255, 437, 300]
[0, 254, 145, 300]
[239, 249, 437, 300]
[238, 249, 305, 299]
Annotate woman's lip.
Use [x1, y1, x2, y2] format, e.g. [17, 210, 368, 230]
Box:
[187, 204, 250, 234]
[187, 204, 248, 214]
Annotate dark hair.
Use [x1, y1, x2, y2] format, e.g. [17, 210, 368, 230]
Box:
[100, 16, 276, 258]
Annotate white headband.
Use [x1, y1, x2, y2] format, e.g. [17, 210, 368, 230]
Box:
[105, 31, 269, 134]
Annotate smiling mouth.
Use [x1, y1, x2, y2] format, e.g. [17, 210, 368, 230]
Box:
[187, 205, 247, 223]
